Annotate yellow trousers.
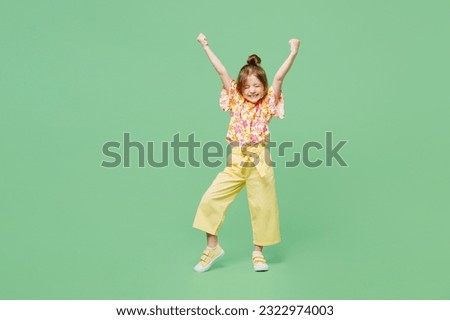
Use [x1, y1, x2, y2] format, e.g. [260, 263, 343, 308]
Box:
[193, 144, 281, 246]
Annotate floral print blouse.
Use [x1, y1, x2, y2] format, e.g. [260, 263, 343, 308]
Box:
[219, 80, 285, 146]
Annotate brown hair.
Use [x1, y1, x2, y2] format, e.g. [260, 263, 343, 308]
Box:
[236, 54, 268, 96]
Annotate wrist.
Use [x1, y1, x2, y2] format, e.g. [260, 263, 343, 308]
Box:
[289, 51, 298, 58]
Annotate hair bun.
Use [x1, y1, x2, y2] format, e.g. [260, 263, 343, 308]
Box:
[247, 54, 261, 66]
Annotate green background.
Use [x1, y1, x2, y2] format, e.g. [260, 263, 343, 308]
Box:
[1, 0, 449, 299]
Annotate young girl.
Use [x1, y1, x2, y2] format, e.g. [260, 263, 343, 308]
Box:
[193, 33, 300, 272]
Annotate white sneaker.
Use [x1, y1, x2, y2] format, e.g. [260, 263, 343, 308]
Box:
[194, 244, 225, 272]
[252, 251, 269, 272]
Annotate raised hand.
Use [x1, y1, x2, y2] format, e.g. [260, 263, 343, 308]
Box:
[197, 33, 208, 47]
[289, 39, 300, 55]
[272, 38, 300, 104]
[196, 32, 232, 91]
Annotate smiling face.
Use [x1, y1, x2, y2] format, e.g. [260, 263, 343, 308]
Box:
[242, 75, 266, 103]
[236, 62, 268, 102]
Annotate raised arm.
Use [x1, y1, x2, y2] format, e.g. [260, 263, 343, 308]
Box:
[272, 39, 300, 104]
[197, 33, 232, 91]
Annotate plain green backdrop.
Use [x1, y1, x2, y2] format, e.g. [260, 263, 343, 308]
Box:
[1, 0, 449, 299]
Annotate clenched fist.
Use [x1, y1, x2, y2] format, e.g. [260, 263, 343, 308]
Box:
[197, 33, 208, 47]
[289, 39, 300, 54]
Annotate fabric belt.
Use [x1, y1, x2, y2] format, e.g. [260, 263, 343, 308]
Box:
[228, 143, 271, 177]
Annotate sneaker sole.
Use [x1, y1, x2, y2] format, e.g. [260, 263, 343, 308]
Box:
[254, 265, 270, 272]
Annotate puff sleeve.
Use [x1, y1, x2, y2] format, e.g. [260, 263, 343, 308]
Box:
[219, 80, 238, 112]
